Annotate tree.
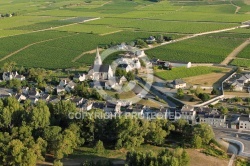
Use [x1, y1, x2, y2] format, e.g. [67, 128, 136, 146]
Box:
[145, 120, 167, 145]
[53, 160, 63, 166]
[220, 107, 229, 115]
[156, 34, 164, 43]
[136, 39, 148, 48]
[29, 101, 50, 129]
[211, 88, 219, 95]
[114, 93, 120, 99]
[2, 62, 16, 72]
[192, 134, 202, 148]
[94, 140, 105, 154]
[176, 88, 184, 99]
[193, 123, 214, 144]
[198, 93, 210, 102]
[126, 71, 135, 81]
[139, 58, 146, 68]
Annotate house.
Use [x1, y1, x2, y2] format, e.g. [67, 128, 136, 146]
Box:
[134, 50, 145, 57]
[117, 64, 132, 72]
[59, 78, 70, 87]
[88, 47, 113, 80]
[127, 104, 145, 116]
[105, 102, 121, 113]
[198, 113, 226, 127]
[116, 76, 127, 85]
[81, 100, 93, 111]
[40, 94, 50, 102]
[180, 105, 196, 123]
[231, 80, 244, 91]
[15, 75, 26, 81]
[230, 73, 250, 91]
[105, 79, 117, 90]
[239, 114, 250, 130]
[168, 79, 186, 89]
[92, 102, 105, 110]
[146, 36, 156, 43]
[71, 97, 84, 107]
[49, 96, 61, 104]
[56, 85, 65, 94]
[28, 96, 39, 104]
[164, 61, 192, 68]
[151, 58, 160, 65]
[28, 88, 40, 98]
[0, 88, 13, 98]
[45, 86, 54, 94]
[65, 81, 76, 92]
[117, 43, 127, 50]
[73, 73, 86, 82]
[15, 94, 26, 102]
[2, 71, 26, 81]
[22, 87, 29, 95]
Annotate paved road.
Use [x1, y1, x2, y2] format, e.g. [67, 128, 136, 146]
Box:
[136, 77, 178, 107]
[213, 128, 250, 157]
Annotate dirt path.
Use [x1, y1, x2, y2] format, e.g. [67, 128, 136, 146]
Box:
[72, 48, 103, 62]
[0, 17, 100, 39]
[100, 30, 123, 36]
[220, 38, 250, 65]
[0, 33, 79, 62]
[143, 25, 249, 51]
[230, 0, 241, 14]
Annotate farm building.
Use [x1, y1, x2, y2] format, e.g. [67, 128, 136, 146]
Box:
[168, 79, 186, 89]
[164, 61, 192, 68]
[239, 115, 250, 131]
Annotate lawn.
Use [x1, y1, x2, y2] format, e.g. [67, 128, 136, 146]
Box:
[155, 66, 225, 80]
[231, 59, 250, 67]
[146, 34, 246, 63]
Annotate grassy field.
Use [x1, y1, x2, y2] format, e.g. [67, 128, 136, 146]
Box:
[0, 0, 249, 69]
[155, 66, 225, 80]
[231, 59, 250, 67]
[61, 145, 229, 166]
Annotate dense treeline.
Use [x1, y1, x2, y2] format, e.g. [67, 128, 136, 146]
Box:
[0, 97, 215, 165]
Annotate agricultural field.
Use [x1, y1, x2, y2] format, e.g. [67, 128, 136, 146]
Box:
[236, 44, 250, 59]
[154, 66, 225, 80]
[0, 0, 249, 69]
[146, 33, 246, 63]
[231, 59, 250, 67]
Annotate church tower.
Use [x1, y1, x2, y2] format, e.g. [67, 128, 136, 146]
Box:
[94, 47, 102, 66]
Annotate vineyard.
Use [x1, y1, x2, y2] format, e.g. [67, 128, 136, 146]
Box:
[0, 0, 249, 69]
[236, 45, 250, 59]
[145, 34, 246, 63]
[2, 44, 81, 69]
[155, 66, 225, 80]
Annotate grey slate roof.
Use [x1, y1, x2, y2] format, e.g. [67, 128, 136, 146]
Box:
[93, 65, 110, 72]
[172, 79, 185, 85]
